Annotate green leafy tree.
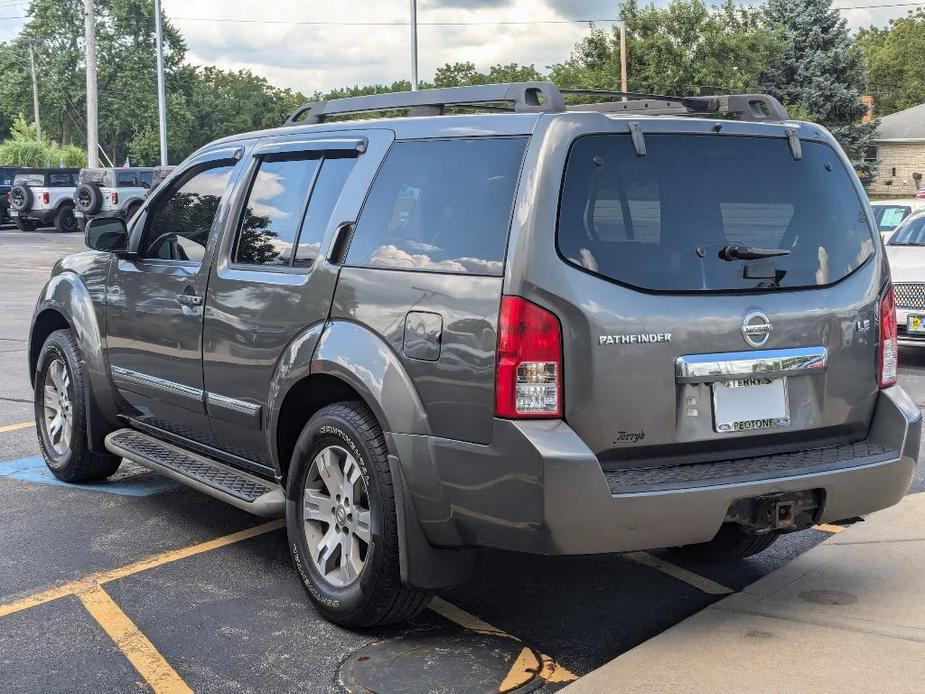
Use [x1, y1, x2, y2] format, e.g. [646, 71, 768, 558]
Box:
[433, 62, 543, 87]
[760, 0, 876, 179]
[550, 1, 781, 96]
[858, 10, 925, 117]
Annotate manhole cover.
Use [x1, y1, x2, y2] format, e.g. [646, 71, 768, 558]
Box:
[339, 631, 545, 694]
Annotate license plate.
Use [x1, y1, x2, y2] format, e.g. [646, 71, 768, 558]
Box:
[712, 377, 790, 433]
[908, 315, 925, 334]
[74, 211, 84, 218]
[9, 211, 17, 217]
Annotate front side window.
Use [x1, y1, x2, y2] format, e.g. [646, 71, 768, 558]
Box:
[558, 134, 875, 292]
[347, 137, 527, 275]
[0, 168, 15, 185]
[140, 162, 235, 263]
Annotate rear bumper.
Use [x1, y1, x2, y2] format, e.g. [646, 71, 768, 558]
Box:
[11, 208, 57, 224]
[392, 386, 920, 555]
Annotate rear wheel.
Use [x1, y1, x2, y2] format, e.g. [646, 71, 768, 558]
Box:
[54, 205, 78, 233]
[672, 524, 779, 563]
[34, 329, 121, 482]
[286, 401, 432, 627]
[15, 217, 37, 231]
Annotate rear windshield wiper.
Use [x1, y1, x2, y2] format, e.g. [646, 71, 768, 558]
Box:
[718, 245, 792, 262]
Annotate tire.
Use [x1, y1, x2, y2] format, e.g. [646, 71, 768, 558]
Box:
[9, 183, 32, 213]
[15, 217, 38, 231]
[74, 183, 103, 214]
[286, 401, 432, 627]
[34, 329, 121, 482]
[54, 205, 78, 233]
[672, 524, 779, 563]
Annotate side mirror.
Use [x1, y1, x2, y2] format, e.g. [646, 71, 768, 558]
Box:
[85, 216, 129, 254]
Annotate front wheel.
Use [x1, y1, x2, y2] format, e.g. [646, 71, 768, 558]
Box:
[672, 524, 779, 563]
[34, 329, 121, 482]
[286, 401, 432, 627]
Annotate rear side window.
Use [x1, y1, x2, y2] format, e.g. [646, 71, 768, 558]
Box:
[14, 173, 42, 186]
[294, 156, 355, 268]
[347, 137, 527, 275]
[48, 172, 75, 186]
[235, 156, 321, 266]
[872, 205, 911, 232]
[557, 134, 874, 292]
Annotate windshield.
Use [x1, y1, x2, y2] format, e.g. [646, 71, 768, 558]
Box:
[872, 204, 911, 232]
[14, 173, 43, 186]
[888, 216, 925, 246]
[557, 134, 875, 292]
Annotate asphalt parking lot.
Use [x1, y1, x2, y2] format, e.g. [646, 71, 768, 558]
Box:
[1, 226, 924, 693]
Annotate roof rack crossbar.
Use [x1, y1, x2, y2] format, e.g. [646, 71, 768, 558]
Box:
[285, 81, 566, 125]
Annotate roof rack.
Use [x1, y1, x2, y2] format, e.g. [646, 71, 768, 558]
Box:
[283, 82, 790, 125]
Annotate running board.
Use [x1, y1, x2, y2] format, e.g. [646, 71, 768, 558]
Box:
[105, 428, 285, 518]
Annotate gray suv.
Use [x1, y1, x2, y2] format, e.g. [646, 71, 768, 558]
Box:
[29, 83, 921, 627]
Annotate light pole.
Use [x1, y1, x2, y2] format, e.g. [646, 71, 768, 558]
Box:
[84, 0, 98, 168]
[410, 0, 418, 90]
[154, 0, 168, 165]
[28, 43, 41, 141]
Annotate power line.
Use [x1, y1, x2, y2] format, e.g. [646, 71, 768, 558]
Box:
[169, 16, 623, 27]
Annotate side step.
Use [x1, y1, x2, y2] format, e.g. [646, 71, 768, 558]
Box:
[105, 428, 285, 518]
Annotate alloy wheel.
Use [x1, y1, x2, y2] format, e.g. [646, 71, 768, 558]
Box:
[42, 358, 73, 457]
[301, 445, 371, 588]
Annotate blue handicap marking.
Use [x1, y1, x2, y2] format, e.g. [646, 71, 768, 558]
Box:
[0, 455, 179, 496]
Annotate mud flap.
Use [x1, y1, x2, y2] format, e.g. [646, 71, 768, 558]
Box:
[388, 453, 475, 590]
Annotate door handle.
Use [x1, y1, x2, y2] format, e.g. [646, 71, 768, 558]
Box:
[176, 292, 203, 307]
[327, 221, 355, 265]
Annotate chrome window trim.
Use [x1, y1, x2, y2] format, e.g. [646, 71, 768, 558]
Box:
[676, 346, 828, 383]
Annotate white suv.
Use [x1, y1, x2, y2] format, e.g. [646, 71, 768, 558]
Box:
[74, 168, 156, 228]
[8, 168, 80, 232]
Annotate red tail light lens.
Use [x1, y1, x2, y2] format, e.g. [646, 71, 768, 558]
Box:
[495, 296, 562, 419]
[40, 191, 49, 205]
[111, 191, 118, 204]
[879, 283, 897, 388]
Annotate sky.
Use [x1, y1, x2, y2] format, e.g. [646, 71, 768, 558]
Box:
[0, 0, 921, 95]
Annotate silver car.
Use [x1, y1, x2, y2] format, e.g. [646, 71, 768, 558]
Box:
[886, 210, 925, 341]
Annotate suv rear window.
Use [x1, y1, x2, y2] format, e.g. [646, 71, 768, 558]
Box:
[872, 204, 911, 232]
[557, 134, 875, 292]
[347, 137, 527, 275]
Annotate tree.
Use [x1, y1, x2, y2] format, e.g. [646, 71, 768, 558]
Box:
[0, 116, 87, 166]
[550, 1, 781, 96]
[858, 10, 925, 117]
[433, 62, 543, 87]
[760, 0, 876, 179]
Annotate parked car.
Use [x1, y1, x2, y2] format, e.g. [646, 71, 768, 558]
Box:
[885, 210, 925, 343]
[145, 165, 176, 197]
[74, 167, 157, 230]
[29, 82, 920, 628]
[8, 168, 79, 232]
[870, 198, 925, 241]
[916, 189, 925, 199]
[0, 165, 19, 225]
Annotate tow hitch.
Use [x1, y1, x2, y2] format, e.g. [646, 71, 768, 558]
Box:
[725, 490, 823, 534]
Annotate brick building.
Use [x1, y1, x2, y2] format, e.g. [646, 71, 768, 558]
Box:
[867, 102, 925, 197]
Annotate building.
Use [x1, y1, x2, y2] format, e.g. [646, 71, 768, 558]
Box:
[867, 102, 925, 197]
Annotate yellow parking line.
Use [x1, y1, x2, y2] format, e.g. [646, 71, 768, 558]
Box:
[814, 523, 846, 533]
[429, 597, 577, 686]
[78, 584, 193, 694]
[0, 421, 34, 434]
[625, 551, 734, 595]
[0, 520, 284, 619]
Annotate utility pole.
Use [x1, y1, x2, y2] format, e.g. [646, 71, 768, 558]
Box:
[84, 0, 99, 168]
[28, 43, 41, 141]
[154, 0, 168, 165]
[619, 24, 628, 101]
[410, 0, 418, 91]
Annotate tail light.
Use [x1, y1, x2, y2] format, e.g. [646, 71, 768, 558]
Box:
[879, 283, 897, 388]
[111, 191, 118, 205]
[40, 191, 49, 205]
[495, 296, 562, 418]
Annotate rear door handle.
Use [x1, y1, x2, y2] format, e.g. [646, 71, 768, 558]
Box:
[176, 292, 203, 307]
